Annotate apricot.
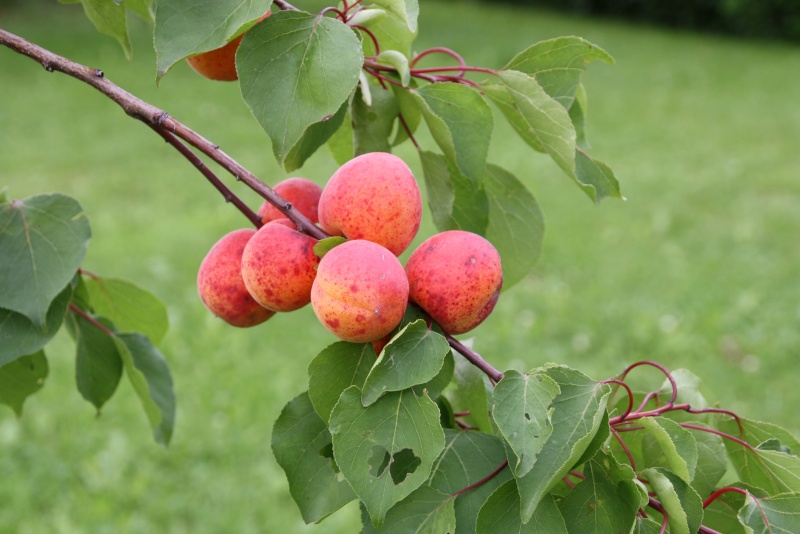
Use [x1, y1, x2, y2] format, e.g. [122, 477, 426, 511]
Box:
[405, 230, 503, 334]
[186, 11, 270, 81]
[318, 152, 422, 256]
[241, 219, 319, 312]
[197, 229, 276, 327]
[257, 177, 322, 225]
[311, 240, 409, 343]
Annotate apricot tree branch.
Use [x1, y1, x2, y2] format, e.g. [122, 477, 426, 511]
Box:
[446, 334, 504, 383]
[0, 28, 328, 240]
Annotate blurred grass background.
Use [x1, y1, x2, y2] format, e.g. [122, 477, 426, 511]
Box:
[1, 0, 799, 532]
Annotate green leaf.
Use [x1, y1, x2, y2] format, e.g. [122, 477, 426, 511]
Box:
[371, 0, 419, 32]
[377, 50, 411, 87]
[83, 275, 169, 344]
[113, 333, 175, 446]
[65, 312, 123, 413]
[418, 151, 489, 235]
[657, 368, 710, 423]
[570, 83, 589, 148]
[738, 492, 800, 532]
[0, 188, 8, 203]
[392, 86, 422, 146]
[492, 369, 560, 477]
[154, 0, 270, 78]
[313, 236, 349, 261]
[414, 83, 493, 185]
[283, 99, 349, 172]
[238, 11, 363, 168]
[0, 282, 72, 366]
[429, 430, 512, 534]
[360, 5, 416, 57]
[504, 36, 614, 109]
[483, 163, 545, 288]
[560, 452, 641, 534]
[272, 392, 356, 524]
[639, 416, 698, 483]
[360, 486, 455, 534]
[352, 83, 400, 156]
[126, 0, 154, 23]
[703, 486, 749, 534]
[362, 320, 450, 406]
[80, 0, 131, 58]
[641, 467, 704, 534]
[0, 193, 91, 326]
[513, 366, 611, 523]
[719, 417, 800, 494]
[574, 148, 623, 204]
[0, 350, 48, 417]
[476, 482, 567, 533]
[689, 426, 728, 500]
[414, 351, 454, 402]
[483, 70, 575, 172]
[329, 387, 445, 526]
[308, 341, 374, 424]
[327, 112, 355, 165]
[633, 516, 665, 533]
[448, 352, 494, 434]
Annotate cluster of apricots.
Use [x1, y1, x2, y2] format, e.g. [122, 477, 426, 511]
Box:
[196, 152, 503, 351]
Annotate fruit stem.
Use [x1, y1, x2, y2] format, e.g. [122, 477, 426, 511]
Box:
[0, 29, 328, 240]
[68, 303, 115, 337]
[450, 460, 508, 497]
[149, 125, 262, 229]
[446, 334, 504, 383]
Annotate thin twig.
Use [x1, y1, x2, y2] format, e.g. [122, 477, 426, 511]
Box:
[68, 303, 114, 337]
[451, 460, 508, 497]
[446, 334, 504, 383]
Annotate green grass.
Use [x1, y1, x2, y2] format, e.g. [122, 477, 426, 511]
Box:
[2, 1, 800, 532]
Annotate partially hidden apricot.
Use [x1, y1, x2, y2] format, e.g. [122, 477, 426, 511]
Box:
[186, 11, 270, 81]
[257, 177, 323, 225]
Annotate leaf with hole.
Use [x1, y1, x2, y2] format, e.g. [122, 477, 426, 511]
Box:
[329, 386, 445, 526]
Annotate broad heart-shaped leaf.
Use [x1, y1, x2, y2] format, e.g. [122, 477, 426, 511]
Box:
[639, 416, 698, 483]
[482, 71, 575, 173]
[329, 386, 445, 526]
[738, 492, 800, 532]
[272, 392, 356, 524]
[362, 319, 450, 406]
[418, 151, 489, 235]
[483, 163, 544, 289]
[476, 482, 567, 534]
[308, 341, 374, 424]
[371, 0, 419, 32]
[560, 452, 642, 533]
[154, 0, 270, 78]
[504, 36, 614, 109]
[113, 333, 175, 446]
[641, 467, 704, 534]
[688, 425, 728, 500]
[360, 486, 455, 534]
[513, 365, 611, 523]
[83, 275, 169, 344]
[352, 83, 399, 156]
[283, 99, 348, 172]
[65, 312, 123, 413]
[0, 193, 91, 326]
[412, 83, 493, 185]
[0, 350, 48, 417]
[79, 0, 131, 58]
[448, 352, 494, 434]
[428, 430, 512, 534]
[718, 417, 800, 494]
[492, 369, 560, 477]
[238, 11, 363, 169]
[0, 282, 72, 366]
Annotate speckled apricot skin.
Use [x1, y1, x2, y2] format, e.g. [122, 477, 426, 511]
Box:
[311, 240, 409, 343]
[406, 230, 503, 335]
[257, 177, 322, 225]
[185, 11, 270, 81]
[197, 229, 276, 327]
[318, 152, 422, 256]
[241, 219, 319, 312]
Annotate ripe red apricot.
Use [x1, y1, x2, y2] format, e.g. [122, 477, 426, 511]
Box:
[197, 229, 276, 327]
[257, 177, 322, 225]
[318, 152, 422, 256]
[406, 230, 503, 334]
[311, 240, 409, 343]
[241, 219, 319, 312]
[186, 11, 270, 81]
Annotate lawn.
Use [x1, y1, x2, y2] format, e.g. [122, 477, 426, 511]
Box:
[1, 1, 799, 532]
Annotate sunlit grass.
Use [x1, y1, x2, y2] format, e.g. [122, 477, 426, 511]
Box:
[2, 1, 799, 532]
